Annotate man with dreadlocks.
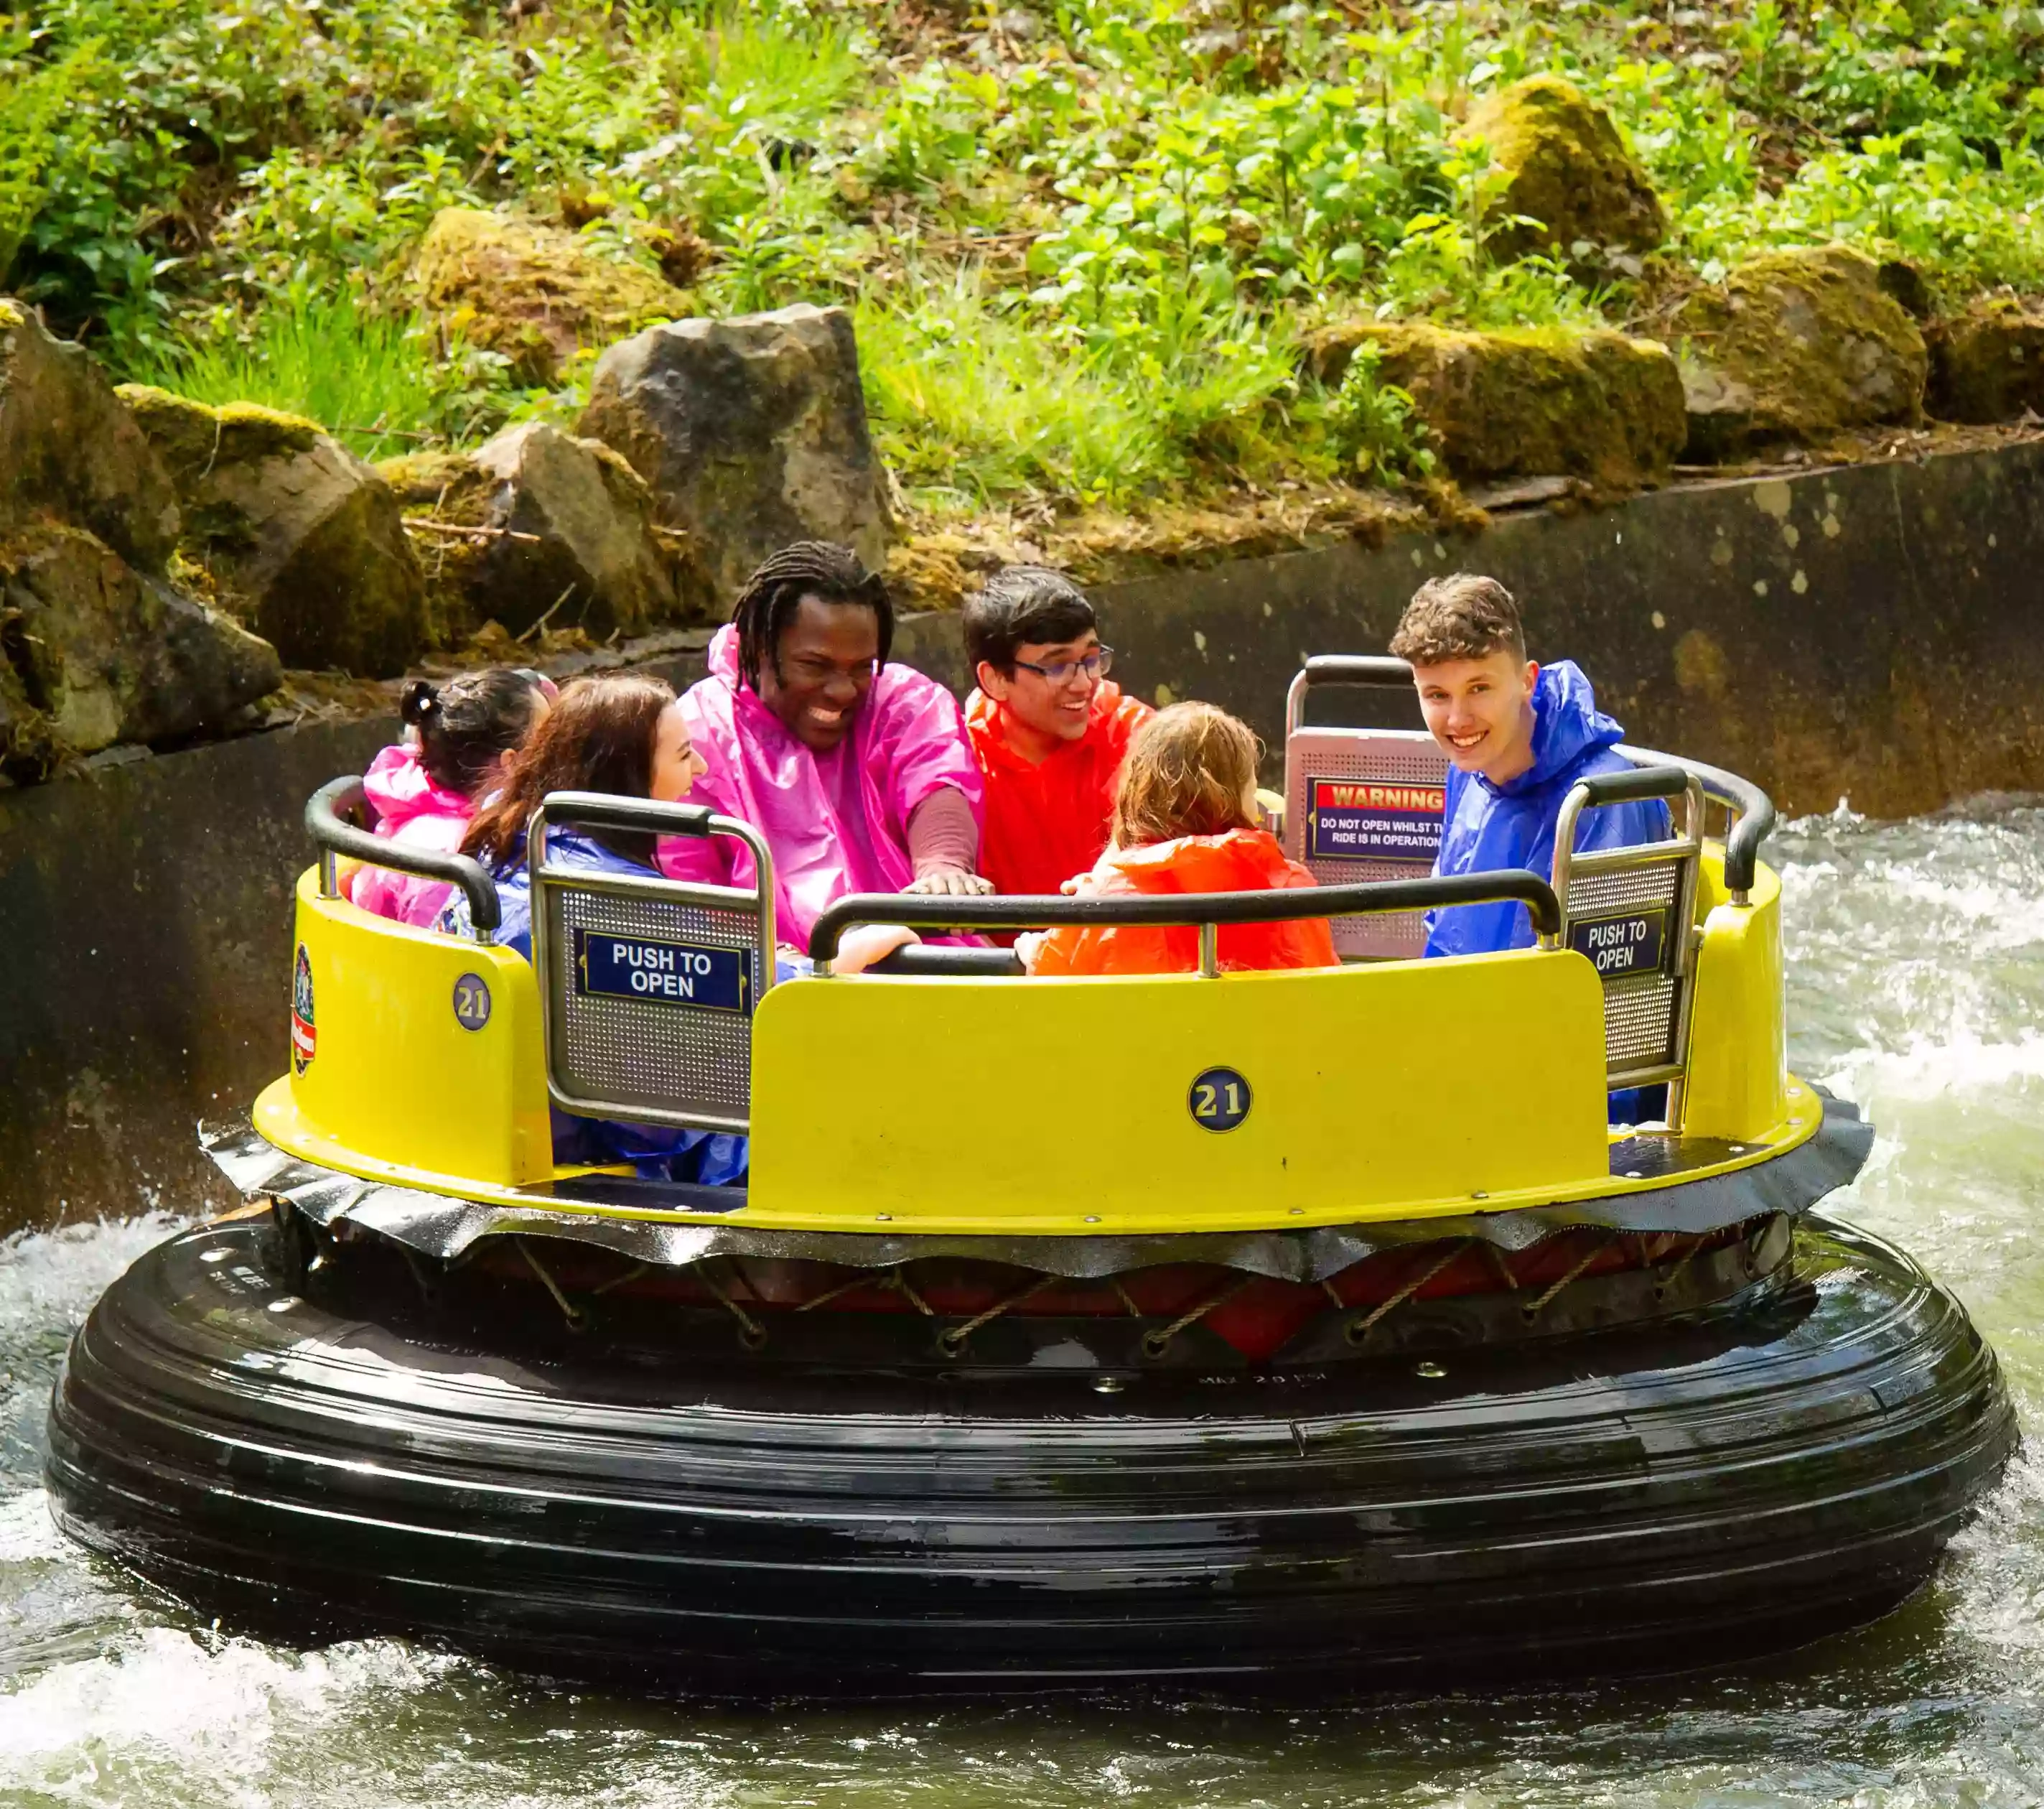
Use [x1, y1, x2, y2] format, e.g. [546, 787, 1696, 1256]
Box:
[657, 541, 989, 948]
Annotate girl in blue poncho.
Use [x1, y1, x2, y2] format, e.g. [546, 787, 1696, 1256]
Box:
[438, 672, 915, 1184]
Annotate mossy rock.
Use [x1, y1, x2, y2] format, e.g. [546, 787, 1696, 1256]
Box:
[579, 304, 895, 610]
[415, 208, 691, 387]
[1307, 321, 1687, 492]
[118, 383, 427, 676]
[1675, 244, 1927, 460]
[381, 422, 699, 642]
[0, 522, 278, 757]
[1926, 295, 2044, 424]
[1457, 76, 1666, 264]
[0, 301, 182, 575]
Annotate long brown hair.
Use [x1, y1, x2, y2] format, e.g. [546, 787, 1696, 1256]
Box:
[462, 671, 675, 868]
[1111, 702, 1260, 850]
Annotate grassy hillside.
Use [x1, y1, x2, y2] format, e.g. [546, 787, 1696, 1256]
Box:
[4, 0, 2039, 514]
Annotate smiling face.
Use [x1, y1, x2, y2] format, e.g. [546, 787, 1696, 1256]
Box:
[757, 594, 879, 753]
[976, 630, 1102, 760]
[648, 699, 707, 802]
[1412, 649, 1541, 786]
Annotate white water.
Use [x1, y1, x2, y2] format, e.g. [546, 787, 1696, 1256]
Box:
[0, 804, 2040, 1806]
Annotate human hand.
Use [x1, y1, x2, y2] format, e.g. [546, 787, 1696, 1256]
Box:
[834, 924, 921, 975]
[904, 866, 995, 897]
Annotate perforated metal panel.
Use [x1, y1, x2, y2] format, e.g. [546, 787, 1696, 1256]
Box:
[1562, 849, 1692, 1081]
[543, 887, 765, 1124]
[1284, 728, 1448, 959]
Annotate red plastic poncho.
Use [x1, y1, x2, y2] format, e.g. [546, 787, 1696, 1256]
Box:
[1025, 828, 1340, 977]
[966, 682, 1154, 900]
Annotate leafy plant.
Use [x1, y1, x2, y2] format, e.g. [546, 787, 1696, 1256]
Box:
[1320, 342, 1434, 484]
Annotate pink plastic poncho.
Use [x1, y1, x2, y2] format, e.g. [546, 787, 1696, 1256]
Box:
[345, 743, 474, 928]
[658, 625, 984, 950]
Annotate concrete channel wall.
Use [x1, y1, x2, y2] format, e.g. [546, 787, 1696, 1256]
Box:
[2, 442, 2039, 1227]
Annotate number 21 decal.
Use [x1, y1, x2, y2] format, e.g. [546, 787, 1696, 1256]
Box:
[1188, 1066, 1251, 1132]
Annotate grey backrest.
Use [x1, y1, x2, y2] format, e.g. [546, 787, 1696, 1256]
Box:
[528, 794, 776, 1135]
[1282, 659, 1447, 960]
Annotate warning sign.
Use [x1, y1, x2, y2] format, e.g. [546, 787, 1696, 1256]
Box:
[1307, 778, 1446, 860]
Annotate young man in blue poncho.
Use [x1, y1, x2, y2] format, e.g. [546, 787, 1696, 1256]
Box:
[1390, 572, 1669, 961]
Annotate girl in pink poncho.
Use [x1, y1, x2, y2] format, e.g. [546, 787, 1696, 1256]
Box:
[657, 542, 988, 952]
[347, 668, 554, 927]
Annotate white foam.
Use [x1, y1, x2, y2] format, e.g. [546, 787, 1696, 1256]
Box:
[1823, 1031, 2044, 1105]
[0, 1625, 440, 1767]
[0, 1491, 67, 1565]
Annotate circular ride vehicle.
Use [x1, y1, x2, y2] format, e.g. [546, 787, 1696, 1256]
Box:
[47, 656, 2013, 1693]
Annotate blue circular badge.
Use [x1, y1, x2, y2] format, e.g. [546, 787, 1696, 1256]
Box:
[453, 973, 493, 1031]
[1188, 1066, 1252, 1133]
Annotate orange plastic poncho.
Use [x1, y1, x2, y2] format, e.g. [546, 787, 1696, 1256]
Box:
[966, 682, 1154, 899]
[1025, 828, 1340, 977]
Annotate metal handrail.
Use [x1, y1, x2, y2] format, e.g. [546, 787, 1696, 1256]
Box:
[1284, 654, 1417, 736]
[306, 776, 502, 941]
[808, 868, 1562, 971]
[1618, 745, 1777, 902]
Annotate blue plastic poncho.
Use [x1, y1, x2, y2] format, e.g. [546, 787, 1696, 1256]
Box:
[439, 827, 753, 1186]
[1424, 661, 1669, 959]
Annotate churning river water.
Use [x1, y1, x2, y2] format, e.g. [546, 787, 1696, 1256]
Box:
[0, 803, 2041, 1807]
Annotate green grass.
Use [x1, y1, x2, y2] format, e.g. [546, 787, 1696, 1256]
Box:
[125, 292, 511, 461]
[6, 0, 2043, 513]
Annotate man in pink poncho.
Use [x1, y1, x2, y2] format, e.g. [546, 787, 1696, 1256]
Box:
[658, 541, 990, 949]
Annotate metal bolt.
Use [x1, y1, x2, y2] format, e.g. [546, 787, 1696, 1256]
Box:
[201, 1249, 230, 1265]
[1414, 1359, 1447, 1378]
[1083, 1215, 1101, 1224]
[874, 1214, 892, 1222]
[1092, 1377, 1126, 1395]
[1470, 1191, 1489, 1201]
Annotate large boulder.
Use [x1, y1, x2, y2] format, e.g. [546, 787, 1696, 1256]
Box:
[379, 422, 702, 641]
[579, 303, 895, 608]
[1457, 76, 1666, 264]
[0, 524, 279, 758]
[0, 301, 182, 572]
[118, 386, 428, 676]
[1307, 322, 1687, 491]
[1676, 244, 1928, 460]
[415, 208, 690, 387]
[1926, 295, 2044, 424]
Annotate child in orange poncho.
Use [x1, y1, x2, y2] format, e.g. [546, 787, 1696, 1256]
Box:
[1022, 702, 1338, 977]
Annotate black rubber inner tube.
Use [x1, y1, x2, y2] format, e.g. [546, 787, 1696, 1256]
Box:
[46, 1213, 2015, 1697]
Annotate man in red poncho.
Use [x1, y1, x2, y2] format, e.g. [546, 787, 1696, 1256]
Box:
[963, 567, 1153, 902]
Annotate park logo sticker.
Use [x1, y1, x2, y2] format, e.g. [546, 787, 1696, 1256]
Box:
[291, 944, 317, 1074]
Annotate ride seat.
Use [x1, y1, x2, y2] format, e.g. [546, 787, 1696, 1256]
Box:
[1551, 767, 1707, 1120]
[527, 794, 777, 1136]
[1282, 656, 1447, 959]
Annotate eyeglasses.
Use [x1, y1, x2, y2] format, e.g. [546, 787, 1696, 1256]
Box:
[1012, 646, 1114, 684]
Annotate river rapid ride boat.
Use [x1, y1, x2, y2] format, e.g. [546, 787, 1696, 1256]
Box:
[46, 656, 2013, 1694]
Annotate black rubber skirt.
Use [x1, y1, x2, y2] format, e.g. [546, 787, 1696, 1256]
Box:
[47, 1213, 2015, 1694]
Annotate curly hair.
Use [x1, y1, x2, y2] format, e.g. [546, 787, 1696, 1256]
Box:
[1388, 573, 1526, 667]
